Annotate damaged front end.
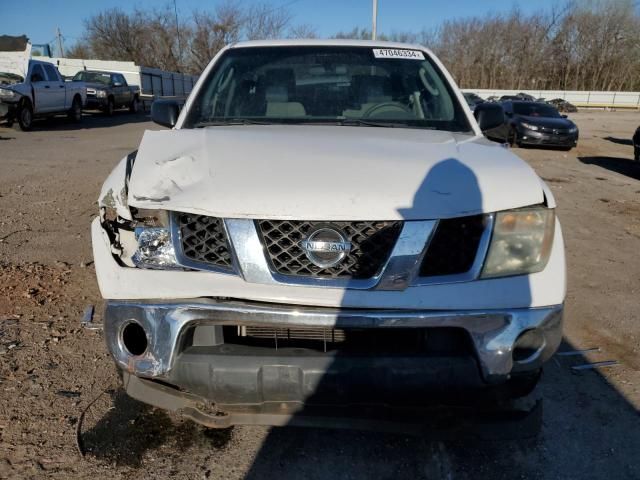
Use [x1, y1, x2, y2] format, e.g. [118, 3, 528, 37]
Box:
[98, 150, 177, 269]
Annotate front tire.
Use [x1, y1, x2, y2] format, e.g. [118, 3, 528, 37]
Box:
[68, 96, 82, 123]
[129, 96, 140, 113]
[105, 97, 115, 116]
[634, 146, 639, 162]
[16, 101, 33, 131]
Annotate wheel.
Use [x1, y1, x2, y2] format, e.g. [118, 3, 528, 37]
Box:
[16, 101, 33, 131]
[68, 96, 82, 123]
[635, 146, 639, 162]
[129, 96, 140, 113]
[105, 97, 115, 116]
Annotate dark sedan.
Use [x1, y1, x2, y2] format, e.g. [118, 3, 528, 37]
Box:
[498, 101, 579, 150]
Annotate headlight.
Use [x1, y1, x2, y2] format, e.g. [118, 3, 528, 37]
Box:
[130, 209, 181, 269]
[0, 88, 17, 100]
[96, 89, 107, 98]
[568, 126, 578, 133]
[481, 207, 555, 278]
[520, 122, 539, 131]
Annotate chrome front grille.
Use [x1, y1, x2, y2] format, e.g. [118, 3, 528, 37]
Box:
[257, 220, 403, 279]
[176, 213, 233, 270]
[171, 212, 491, 288]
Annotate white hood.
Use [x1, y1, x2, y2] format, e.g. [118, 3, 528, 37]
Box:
[0, 44, 31, 79]
[128, 125, 545, 220]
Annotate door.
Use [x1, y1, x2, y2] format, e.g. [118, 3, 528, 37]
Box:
[28, 64, 52, 113]
[42, 63, 66, 110]
[111, 73, 128, 107]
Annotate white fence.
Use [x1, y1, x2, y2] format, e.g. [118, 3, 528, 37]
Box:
[463, 89, 640, 109]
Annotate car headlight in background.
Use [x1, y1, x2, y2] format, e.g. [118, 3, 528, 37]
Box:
[568, 126, 578, 133]
[130, 209, 182, 269]
[96, 89, 108, 98]
[481, 207, 555, 278]
[520, 122, 539, 131]
[0, 88, 17, 100]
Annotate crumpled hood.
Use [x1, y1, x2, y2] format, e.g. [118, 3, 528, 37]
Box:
[0, 46, 30, 79]
[128, 125, 545, 220]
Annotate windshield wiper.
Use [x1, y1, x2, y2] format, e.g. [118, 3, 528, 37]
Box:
[339, 118, 436, 129]
[193, 118, 272, 127]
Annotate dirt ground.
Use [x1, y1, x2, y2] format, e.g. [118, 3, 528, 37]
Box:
[0, 110, 638, 479]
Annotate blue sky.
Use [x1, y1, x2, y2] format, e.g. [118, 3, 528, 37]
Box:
[0, 0, 558, 49]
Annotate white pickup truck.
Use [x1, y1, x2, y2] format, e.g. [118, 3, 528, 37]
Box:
[92, 40, 566, 433]
[0, 59, 85, 130]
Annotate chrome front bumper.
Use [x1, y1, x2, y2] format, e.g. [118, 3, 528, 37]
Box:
[103, 299, 563, 384]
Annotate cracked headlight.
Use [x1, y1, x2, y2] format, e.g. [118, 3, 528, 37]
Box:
[130, 209, 181, 269]
[96, 89, 108, 98]
[481, 207, 555, 278]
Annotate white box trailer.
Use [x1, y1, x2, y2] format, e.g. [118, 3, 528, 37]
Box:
[39, 57, 198, 103]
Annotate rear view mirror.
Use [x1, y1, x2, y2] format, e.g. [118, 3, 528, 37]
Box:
[474, 103, 505, 133]
[151, 99, 181, 128]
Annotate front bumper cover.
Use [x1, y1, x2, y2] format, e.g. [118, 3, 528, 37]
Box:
[104, 299, 563, 386]
[520, 128, 578, 146]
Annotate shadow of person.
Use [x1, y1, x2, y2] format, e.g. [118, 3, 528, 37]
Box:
[242, 157, 541, 479]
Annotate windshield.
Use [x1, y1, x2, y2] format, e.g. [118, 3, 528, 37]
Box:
[0, 72, 23, 86]
[513, 102, 561, 118]
[183, 46, 471, 132]
[73, 71, 111, 85]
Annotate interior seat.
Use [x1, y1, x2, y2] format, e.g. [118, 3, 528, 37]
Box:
[263, 68, 306, 118]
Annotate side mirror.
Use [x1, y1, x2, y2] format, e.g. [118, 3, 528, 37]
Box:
[151, 99, 180, 128]
[474, 102, 505, 133]
[561, 114, 568, 118]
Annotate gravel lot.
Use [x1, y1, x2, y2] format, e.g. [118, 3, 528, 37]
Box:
[0, 110, 638, 479]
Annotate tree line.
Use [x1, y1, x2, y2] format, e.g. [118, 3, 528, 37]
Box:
[67, 0, 640, 91]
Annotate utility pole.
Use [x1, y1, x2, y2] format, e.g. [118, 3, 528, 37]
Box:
[56, 27, 65, 57]
[372, 0, 378, 40]
[173, 0, 182, 72]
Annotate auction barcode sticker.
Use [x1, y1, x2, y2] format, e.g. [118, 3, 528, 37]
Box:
[373, 49, 425, 60]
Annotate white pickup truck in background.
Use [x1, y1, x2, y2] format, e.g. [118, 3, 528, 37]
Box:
[0, 58, 86, 130]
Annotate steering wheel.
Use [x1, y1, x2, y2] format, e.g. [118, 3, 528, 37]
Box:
[362, 102, 413, 119]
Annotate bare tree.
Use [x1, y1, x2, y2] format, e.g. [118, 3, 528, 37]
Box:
[244, 3, 292, 40]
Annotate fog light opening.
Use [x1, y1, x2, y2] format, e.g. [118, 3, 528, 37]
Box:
[121, 321, 148, 357]
[513, 329, 545, 363]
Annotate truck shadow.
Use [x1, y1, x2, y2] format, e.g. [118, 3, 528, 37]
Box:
[241, 343, 639, 480]
[80, 388, 233, 467]
[578, 156, 640, 181]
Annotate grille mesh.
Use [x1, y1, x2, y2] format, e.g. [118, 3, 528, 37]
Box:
[258, 220, 402, 279]
[420, 215, 486, 277]
[177, 213, 233, 270]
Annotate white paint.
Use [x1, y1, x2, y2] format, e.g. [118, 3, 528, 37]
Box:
[0, 44, 31, 78]
[128, 125, 544, 220]
[93, 39, 566, 312]
[92, 217, 566, 308]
